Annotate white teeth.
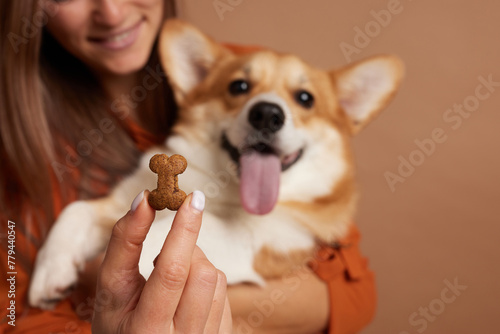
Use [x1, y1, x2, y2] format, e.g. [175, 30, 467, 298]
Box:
[106, 30, 130, 43]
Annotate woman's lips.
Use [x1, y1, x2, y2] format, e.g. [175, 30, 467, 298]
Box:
[88, 19, 143, 51]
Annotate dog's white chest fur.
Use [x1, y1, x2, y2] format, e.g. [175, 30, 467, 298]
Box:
[140, 205, 314, 285]
[138, 135, 315, 284]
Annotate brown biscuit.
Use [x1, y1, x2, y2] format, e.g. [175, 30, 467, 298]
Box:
[148, 154, 187, 211]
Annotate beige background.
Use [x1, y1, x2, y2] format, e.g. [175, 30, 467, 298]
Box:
[178, 1, 500, 333]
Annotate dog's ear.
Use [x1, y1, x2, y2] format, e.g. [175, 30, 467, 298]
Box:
[158, 19, 230, 104]
[331, 55, 404, 135]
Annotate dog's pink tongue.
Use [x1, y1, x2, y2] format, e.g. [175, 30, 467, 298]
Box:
[239, 151, 281, 215]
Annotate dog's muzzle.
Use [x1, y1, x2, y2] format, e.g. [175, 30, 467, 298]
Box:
[220, 98, 304, 215]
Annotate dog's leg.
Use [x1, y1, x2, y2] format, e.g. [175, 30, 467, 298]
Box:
[28, 196, 124, 309]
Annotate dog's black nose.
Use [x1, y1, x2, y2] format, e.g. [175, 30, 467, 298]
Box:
[248, 102, 285, 133]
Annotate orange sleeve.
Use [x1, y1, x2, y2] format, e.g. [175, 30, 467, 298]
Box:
[0, 224, 92, 333]
[310, 226, 377, 334]
[0, 203, 94, 333]
[1, 300, 92, 334]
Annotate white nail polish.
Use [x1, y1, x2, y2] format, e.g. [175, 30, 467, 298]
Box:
[131, 190, 145, 212]
[190, 190, 205, 212]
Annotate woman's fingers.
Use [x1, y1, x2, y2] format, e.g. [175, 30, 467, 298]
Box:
[93, 190, 155, 331]
[98, 190, 155, 293]
[133, 191, 206, 330]
[174, 246, 219, 333]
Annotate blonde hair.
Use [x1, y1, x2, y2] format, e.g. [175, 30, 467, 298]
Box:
[0, 0, 177, 237]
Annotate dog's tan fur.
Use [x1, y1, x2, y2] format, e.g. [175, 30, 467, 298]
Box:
[159, 20, 403, 276]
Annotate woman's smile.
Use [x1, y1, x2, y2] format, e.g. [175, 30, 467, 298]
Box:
[88, 18, 144, 51]
[46, 0, 164, 76]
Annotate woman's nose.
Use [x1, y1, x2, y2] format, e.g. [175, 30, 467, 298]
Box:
[92, 0, 125, 27]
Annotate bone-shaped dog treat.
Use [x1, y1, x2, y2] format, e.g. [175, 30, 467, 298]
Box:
[148, 154, 187, 211]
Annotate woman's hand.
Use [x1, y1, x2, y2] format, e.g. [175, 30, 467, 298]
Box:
[92, 190, 232, 333]
[228, 267, 329, 334]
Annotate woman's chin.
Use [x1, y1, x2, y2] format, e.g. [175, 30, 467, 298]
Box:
[93, 55, 151, 78]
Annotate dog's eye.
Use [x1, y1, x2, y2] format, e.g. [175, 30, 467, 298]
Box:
[294, 90, 315, 109]
[228, 79, 251, 95]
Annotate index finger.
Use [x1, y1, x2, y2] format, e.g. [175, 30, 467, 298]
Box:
[99, 190, 156, 285]
[133, 191, 206, 329]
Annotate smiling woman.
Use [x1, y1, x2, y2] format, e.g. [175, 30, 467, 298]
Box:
[46, 0, 163, 76]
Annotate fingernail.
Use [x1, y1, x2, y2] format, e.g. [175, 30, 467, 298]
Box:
[131, 190, 145, 212]
[190, 190, 205, 213]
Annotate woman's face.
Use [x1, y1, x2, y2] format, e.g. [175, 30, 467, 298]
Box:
[46, 0, 164, 77]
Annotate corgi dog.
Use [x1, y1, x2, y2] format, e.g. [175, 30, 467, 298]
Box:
[29, 19, 403, 309]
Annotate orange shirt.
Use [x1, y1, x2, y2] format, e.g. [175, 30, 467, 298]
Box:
[0, 45, 376, 334]
[311, 227, 377, 334]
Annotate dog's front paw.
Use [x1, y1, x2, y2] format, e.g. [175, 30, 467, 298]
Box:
[28, 201, 98, 309]
[28, 246, 82, 309]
